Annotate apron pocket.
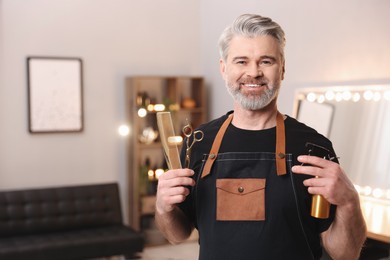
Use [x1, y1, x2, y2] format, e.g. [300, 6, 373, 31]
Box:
[216, 178, 266, 221]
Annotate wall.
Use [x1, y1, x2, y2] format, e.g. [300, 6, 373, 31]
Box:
[0, 0, 201, 219]
[200, 0, 390, 117]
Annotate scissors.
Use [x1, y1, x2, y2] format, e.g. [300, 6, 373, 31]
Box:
[182, 121, 204, 168]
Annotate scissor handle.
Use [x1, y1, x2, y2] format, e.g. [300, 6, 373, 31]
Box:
[193, 130, 204, 142]
[182, 124, 193, 138]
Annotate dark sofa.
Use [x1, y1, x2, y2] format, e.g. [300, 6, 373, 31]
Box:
[0, 183, 144, 260]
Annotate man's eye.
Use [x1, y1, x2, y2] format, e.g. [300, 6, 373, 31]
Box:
[261, 60, 273, 65]
[236, 60, 246, 65]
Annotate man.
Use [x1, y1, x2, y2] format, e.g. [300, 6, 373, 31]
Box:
[155, 14, 366, 259]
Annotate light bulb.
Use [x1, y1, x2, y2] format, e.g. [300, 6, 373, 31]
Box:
[372, 188, 384, 198]
[317, 95, 325, 103]
[342, 91, 352, 101]
[325, 91, 335, 101]
[138, 108, 147, 117]
[306, 93, 316, 102]
[363, 90, 374, 101]
[363, 186, 372, 196]
[352, 93, 361, 102]
[118, 125, 130, 136]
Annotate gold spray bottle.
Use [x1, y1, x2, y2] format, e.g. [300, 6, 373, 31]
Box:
[311, 176, 330, 219]
[305, 143, 337, 219]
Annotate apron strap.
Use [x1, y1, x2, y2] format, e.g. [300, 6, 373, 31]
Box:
[201, 113, 233, 178]
[275, 111, 287, 176]
[200, 111, 287, 178]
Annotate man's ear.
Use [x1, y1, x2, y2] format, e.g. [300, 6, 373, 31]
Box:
[281, 60, 285, 80]
[219, 59, 227, 80]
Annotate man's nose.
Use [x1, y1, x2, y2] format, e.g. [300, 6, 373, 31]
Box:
[246, 63, 263, 77]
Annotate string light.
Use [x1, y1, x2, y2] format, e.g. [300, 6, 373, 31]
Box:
[317, 95, 325, 103]
[304, 88, 390, 104]
[373, 92, 381, 102]
[306, 92, 317, 102]
[335, 92, 343, 102]
[363, 186, 372, 196]
[363, 90, 374, 101]
[342, 91, 352, 101]
[354, 185, 390, 201]
[352, 93, 361, 102]
[325, 91, 335, 101]
[373, 188, 384, 199]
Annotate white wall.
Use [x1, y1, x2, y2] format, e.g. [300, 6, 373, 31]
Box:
[0, 0, 201, 219]
[1, 0, 390, 220]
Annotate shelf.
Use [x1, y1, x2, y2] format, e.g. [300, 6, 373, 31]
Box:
[138, 142, 162, 149]
[141, 195, 157, 215]
[125, 76, 207, 237]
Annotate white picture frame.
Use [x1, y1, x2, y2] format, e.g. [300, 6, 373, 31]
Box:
[27, 57, 83, 133]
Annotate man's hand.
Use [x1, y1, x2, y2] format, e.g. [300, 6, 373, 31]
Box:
[292, 155, 366, 260]
[291, 155, 358, 206]
[156, 168, 195, 214]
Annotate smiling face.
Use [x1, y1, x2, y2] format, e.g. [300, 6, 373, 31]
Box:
[220, 35, 285, 111]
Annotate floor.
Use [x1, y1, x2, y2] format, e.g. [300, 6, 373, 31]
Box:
[128, 241, 390, 260]
[136, 242, 199, 260]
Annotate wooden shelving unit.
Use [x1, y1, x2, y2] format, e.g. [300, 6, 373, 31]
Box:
[125, 76, 206, 244]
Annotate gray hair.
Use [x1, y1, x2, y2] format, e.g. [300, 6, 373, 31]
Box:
[218, 14, 286, 62]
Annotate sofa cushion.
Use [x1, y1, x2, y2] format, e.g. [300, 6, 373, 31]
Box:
[0, 224, 144, 260]
[0, 183, 123, 236]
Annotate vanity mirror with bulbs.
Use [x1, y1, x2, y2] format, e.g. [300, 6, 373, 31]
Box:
[293, 85, 390, 243]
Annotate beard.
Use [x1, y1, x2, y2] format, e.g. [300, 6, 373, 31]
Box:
[226, 80, 280, 110]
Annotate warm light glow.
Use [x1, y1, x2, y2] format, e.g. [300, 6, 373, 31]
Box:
[308, 89, 389, 103]
[352, 93, 361, 102]
[373, 188, 384, 199]
[306, 93, 316, 102]
[168, 136, 183, 145]
[317, 95, 325, 103]
[342, 91, 352, 101]
[147, 104, 154, 111]
[363, 186, 372, 196]
[118, 125, 130, 136]
[373, 92, 381, 102]
[364, 90, 374, 101]
[138, 108, 147, 117]
[371, 204, 384, 233]
[154, 104, 166, 111]
[335, 92, 343, 102]
[356, 184, 390, 201]
[386, 189, 390, 199]
[325, 91, 335, 101]
[147, 170, 154, 180]
[155, 169, 165, 179]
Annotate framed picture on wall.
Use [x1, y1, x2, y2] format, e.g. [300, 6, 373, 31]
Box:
[27, 57, 83, 133]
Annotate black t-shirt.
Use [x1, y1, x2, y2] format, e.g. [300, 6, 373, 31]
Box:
[179, 112, 337, 259]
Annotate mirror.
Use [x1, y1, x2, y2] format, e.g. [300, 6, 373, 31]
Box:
[293, 85, 390, 202]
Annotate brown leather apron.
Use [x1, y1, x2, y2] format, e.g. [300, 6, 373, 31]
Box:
[201, 111, 287, 178]
[193, 111, 314, 259]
